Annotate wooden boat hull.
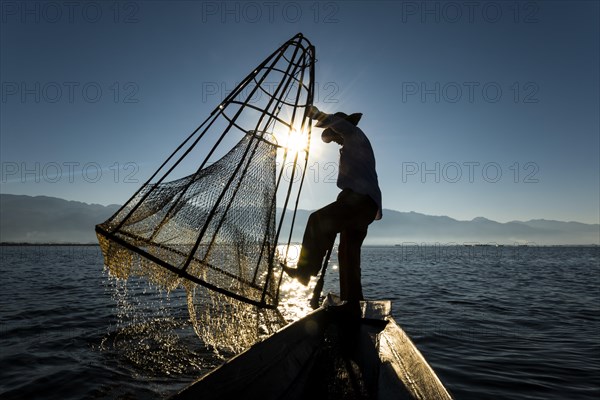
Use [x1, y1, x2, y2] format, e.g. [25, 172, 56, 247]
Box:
[172, 296, 452, 399]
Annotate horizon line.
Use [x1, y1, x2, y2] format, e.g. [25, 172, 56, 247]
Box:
[1, 192, 599, 226]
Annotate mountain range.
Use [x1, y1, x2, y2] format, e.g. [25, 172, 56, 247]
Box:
[0, 194, 598, 245]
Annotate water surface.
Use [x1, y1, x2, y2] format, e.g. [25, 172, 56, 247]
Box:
[1, 245, 598, 399]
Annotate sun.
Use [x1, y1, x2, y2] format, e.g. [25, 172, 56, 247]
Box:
[280, 129, 308, 154]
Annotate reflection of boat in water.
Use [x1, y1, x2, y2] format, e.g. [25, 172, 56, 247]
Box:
[172, 294, 453, 400]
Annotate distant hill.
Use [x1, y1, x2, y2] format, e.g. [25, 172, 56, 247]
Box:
[0, 194, 120, 243]
[282, 209, 600, 245]
[0, 194, 598, 245]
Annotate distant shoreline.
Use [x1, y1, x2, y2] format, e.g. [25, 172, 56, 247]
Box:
[2, 194, 598, 245]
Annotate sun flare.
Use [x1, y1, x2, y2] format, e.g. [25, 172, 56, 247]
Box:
[275, 244, 315, 321]
[279, 129, 308, 154]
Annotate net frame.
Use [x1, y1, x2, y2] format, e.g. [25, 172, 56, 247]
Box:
[96, 33, 316, 310]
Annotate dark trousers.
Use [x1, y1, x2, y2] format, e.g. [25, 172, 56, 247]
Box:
[297, 189, 378, 302]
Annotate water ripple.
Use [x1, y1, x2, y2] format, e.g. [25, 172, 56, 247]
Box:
[1, 245, 598, 399]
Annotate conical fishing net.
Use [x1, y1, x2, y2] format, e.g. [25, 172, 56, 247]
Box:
[97, 33, 316, 353]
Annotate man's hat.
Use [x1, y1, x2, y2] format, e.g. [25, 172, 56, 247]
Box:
[315, 112, 363, 128]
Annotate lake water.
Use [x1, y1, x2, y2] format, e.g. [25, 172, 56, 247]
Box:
[0, 245, 598, 399]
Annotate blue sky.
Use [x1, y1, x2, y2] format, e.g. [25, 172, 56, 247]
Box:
[1, 1, 598, 224]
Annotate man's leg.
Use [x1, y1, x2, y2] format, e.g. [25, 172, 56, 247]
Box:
[337, 190, 378, 300]
[294, 200, 347, 281]
[339, 227, 368, 302]
[338, 230, 348, 300]
[289, 190, 377, 286]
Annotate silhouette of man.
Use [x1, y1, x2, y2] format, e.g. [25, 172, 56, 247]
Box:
[283, 105, 382, 304]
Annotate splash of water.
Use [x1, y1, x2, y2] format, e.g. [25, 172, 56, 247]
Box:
[101, 274, 221, 374]
[98, 238, 320, 379]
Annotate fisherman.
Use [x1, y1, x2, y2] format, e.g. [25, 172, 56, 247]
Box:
[283, 105, 382, 306]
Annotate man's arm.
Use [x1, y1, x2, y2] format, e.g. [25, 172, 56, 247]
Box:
[306, 105, 327, 121]
[306, 106, 354, 136]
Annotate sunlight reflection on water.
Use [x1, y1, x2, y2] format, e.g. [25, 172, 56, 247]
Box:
[275, 244, 316, 322]
[103, 242, 322, 363]
[3, 245, 598, 400]
[277, 276, 316, 322]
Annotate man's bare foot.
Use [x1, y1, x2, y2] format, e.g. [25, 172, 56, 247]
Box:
[281, 263, 310, 286]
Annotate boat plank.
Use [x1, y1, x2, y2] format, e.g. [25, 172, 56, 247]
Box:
[172, 309, 330, 400]
[378, 317, 453, 400]
[171, 299, 453, 400]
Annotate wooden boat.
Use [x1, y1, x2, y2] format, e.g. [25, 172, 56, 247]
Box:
[171, 295, 453, 400]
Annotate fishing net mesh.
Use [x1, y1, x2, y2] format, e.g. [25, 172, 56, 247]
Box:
[96, 34, 315, 354]
[97, 135, 284, 352]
